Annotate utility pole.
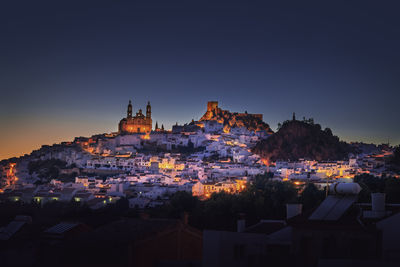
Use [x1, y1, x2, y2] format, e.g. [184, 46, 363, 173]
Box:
[325, 174, 331, 197]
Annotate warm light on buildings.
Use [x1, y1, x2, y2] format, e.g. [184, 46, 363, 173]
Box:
[119, 101, 152, 134]
[262, 158, 270, 166]
[223, 125, 230, 133]
[141, 133, 151, 140]
[4, 162, 19, 187]
[192, 179, 247, 199]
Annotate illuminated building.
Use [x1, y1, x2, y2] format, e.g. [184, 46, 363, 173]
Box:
[0, 163, 18, 188]
[119, 100, 152, 134]
[154, 121, 166, 132]
[150, 156, 185, 171]
[192, 179, 247, 199]
[199, 101, 267, 133]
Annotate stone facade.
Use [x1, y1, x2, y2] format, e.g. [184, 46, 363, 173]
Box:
[119, 101, 152, 134]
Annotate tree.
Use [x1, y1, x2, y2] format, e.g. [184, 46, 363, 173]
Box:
[168, 191, 199, 216]
[115, 197, 129, 211]
[389, 146, 400, 172]
[354, 174, 385, 192]
[28, 159, 68, 181]
[354, 174, 386, 202]
[252, 173, 273, 190]
[385, 177, 400, 203]
[261, 181, 298, 218]
[324, 128, 333, 136]
[247, 177, 298, 219]
[300, 183, 325, 210]
[200, 192, 238, 230]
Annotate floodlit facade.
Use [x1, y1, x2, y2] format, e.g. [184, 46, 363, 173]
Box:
[119, 100, 152, 134]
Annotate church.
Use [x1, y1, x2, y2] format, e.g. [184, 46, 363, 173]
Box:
[118, 100, 152, 134]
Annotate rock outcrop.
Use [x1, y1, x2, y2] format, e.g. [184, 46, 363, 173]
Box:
[252, 119, 353, 162]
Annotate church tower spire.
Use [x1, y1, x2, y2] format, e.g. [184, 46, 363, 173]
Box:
[146, 101, 151, 119]
[127, 100, 132, 118]
[155, 121, 159, 130]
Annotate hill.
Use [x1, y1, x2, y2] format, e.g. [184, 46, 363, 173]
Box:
[252, 119, 353, 162]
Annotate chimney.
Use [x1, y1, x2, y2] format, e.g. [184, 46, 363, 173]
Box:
[286, 203, 302, 220]
[362, 193, 387, 219]
[371, 193, 386, 213]
[237, 213, 246, 232]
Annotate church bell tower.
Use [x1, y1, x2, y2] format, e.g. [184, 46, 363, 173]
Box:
[127, 100, 133, 118]
[146, 101, 151, 119]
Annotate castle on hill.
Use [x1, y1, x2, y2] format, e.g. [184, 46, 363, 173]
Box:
[200, 101, 272, 133]
[200, 101, 263, 121]
[118, 100, 152, 134]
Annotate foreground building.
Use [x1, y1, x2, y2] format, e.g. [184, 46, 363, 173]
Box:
[202, 183, 400, 267]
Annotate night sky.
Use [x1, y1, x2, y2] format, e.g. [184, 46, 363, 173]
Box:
[1, 0, 399, 160]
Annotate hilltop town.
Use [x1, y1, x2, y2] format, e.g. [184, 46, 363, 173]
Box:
[0, 101, 397, 209]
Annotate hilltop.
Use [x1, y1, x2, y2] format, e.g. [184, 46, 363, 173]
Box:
[199, 101, 274, 134]
[252, 118, 353, 162]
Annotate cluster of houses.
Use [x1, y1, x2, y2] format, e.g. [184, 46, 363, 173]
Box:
[0, 179, 116, 210]
[269, 147, 399, 184]
[0, 121, 268, 203]
[0, 116, 397, 207]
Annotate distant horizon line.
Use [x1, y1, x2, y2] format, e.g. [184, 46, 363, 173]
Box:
[0, 126, 396, 162]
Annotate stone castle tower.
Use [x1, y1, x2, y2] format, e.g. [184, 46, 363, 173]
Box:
[207, 101, 219, 113]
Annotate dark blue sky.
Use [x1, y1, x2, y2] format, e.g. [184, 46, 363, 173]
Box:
[1, 0, 399, 159]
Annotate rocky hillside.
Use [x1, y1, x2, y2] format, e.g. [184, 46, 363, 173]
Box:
[200, 102, 274, 133]
[252, 120, 353, 162]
